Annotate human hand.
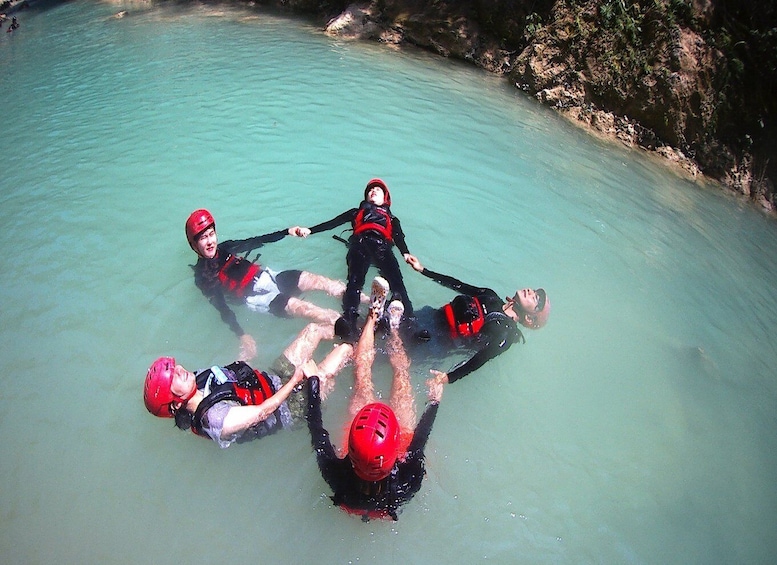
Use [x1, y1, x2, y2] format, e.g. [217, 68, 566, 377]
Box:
[294, 359, 320, 393]
[288, 226, 311, 238]
[239, 334, 257, 361]
[426, 370, 447, 403]
[300, 359, 319, 379]
[404, 254, 424, 272]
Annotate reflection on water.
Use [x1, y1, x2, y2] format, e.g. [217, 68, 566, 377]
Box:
[1, 2, 776, 564]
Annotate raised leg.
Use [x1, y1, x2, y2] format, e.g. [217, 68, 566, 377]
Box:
[347, 299, 380, 418]
[385, 301, 416, 430]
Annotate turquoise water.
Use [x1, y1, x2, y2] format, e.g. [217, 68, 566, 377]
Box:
[1, 2, 776, 563]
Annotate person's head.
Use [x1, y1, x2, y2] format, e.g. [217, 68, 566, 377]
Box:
[505, 288, 551, 329]
[185, 209, 217, 258]
[348, 402, 400, 481]
[143, 356, 197, 418]
[363, 178, 391, 207]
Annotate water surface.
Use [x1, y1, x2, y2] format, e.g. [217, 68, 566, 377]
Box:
[1, 2, 775, 564]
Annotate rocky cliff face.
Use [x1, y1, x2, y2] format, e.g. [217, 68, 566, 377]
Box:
[262, 0, 776, 211]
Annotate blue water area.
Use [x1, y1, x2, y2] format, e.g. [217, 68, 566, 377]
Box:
[1, 2, 776, 564]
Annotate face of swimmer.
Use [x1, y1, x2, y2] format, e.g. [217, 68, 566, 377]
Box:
[169, 364, 197, 411]
[366, 185, 386, 206]
[503, 288, 549, 329]
[194, 226, 218, 259]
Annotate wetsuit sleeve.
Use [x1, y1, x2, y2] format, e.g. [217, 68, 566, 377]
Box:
[406, 402, 439, 455]
[446, 318, 521, 383]
[390, 215, 410, 255]
[306, 209, 357, 235]
[389, 401, 439, 515]
[305, 377, 343, 483]
[194, 262, 245, 337]
[420, 268, 490, 297]
[221, 228, 289, 255]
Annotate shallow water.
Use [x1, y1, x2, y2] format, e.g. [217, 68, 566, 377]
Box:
[1, 2, 776, 564]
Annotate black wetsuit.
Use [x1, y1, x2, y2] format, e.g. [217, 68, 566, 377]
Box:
[192, 229, 301, 337]
[305, 202, 414, 330]
[420, 268, 524, 383]
[305, 377, 439, 521]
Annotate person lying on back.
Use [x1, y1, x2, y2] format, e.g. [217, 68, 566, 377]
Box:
[289, 178, 420, 341]
[407, 257, 551, 384]
[186, 208, 362, 360]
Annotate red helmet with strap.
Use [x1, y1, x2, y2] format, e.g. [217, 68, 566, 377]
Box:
[143, 356, 195, 418]
[185, 209, 215, 249]
[348, 402, 400, 481]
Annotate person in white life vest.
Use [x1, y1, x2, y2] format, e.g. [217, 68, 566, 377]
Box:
[144, 322, 352, 448]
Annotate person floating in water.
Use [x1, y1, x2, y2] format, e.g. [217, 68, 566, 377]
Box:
[289, 178, 421, 341]
[6, 17, 19, 33]
[186, 208, 366, 360]
[406, 257, 551, 384]
[144, 322, 352, 448]
[305, 277, 445, 521]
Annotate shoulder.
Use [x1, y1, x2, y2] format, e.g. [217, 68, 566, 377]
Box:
[482, 287, 501, 300]
[480, 288, 503, 306]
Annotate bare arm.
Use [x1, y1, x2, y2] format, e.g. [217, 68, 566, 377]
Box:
[219, 366, 307, 437]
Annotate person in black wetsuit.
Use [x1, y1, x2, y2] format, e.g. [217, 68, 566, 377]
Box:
[305, 278, 445, 521]
[289, 178, 420, 340]
[186, 208, 366, 360]
[406, 257, 551, 384]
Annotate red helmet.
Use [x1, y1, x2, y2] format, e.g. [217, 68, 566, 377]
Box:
[185, 209, 215, 249]
[348, 402, 400, 481]
[364, 178, 391, 206]
[143, 356, 194, 418]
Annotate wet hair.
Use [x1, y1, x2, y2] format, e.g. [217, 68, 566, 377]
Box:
[173, 407, 193, 431]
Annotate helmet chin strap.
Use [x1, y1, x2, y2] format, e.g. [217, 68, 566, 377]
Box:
[175, 386, 197, 410]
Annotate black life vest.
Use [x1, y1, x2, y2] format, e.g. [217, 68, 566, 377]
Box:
[442, 295, 486, 338]
[189, 362, 278, 438]
[217, 253, 260, 296]
[353, 203, 393, 241]
[335, 476, 398, 521]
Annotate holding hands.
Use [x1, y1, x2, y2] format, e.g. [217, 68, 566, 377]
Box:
[426, 370, 448, 403]
[239, 334, 257, 362]
[288, 226, 311, 238]
[405, 254, 424, 272]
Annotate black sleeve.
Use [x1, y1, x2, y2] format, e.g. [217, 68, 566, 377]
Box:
[390, 215, 410, 256]
[208, 290, 244, 337]
[193, 262, 244, 337]
[306, 209, 357, 235]
[446, 318, 521, 383]
[305, 377, 343, 487]
[406, 402, 439, 456]
[221, 228, 289, 255]
[420, 268, 490, 297]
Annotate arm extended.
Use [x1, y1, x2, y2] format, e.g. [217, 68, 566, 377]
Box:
[219, 365, 306, 437]
[221, 227, 290, 255]
[419, 267, 490, 297]
[446, 317, 522, 383]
